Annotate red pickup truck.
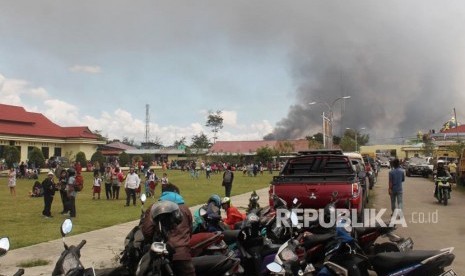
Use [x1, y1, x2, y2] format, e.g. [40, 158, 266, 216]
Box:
[269, 149, 363, 219]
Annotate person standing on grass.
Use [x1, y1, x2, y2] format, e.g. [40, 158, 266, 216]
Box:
[124, 167, 140, 206]
[8, 167, 16, 196]
[58, 170, 69, 214]
[104, 166, 112, 200]
[66, 168, 77, 218]
[388, 158, 405, 216]
[222, 165, 234, 197]
[92, 171, 102, 199]
[42, 171, 57, 218]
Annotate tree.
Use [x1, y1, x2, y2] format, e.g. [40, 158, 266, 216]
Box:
[92, 129, 108, 142]
[422, 133, 435, 157]
[91, 151, 106, 166]
[75, 151, 87, 166]
[29, 147, 45, 168]
[306, 133, 324, 144]
[448, 139, 465, 160]
[205, 110, 224, 144]
[339, 135, 355, 152]
[3, 146, 20, 168]
[275, 141, 295, 154]
[119, 152, 130, 167]
[142, 153, 154, 163]
[122, 137, 135, 147]
[173, 137, 187, 148]
[255, 146, 278, 163]
[191, 132, 211, 149]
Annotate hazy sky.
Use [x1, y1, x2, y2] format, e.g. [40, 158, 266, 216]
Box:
[1, 1, 464, 145]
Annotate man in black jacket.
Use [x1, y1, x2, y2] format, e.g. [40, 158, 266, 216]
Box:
[42, 171, 57, 218]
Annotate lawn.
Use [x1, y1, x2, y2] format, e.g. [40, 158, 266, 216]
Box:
[0, 169, 274, 249]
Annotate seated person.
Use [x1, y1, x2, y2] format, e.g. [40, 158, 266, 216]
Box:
[221, 197, 246, 230]
[30, 181, 43, 197]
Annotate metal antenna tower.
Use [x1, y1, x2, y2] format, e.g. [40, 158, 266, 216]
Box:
[145, 104, 150, 145]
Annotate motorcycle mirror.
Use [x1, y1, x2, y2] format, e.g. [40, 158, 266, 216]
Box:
[199, 208, 207, 216]
[140, 194, 147, 204]
[0, 237, 10, 257]
[61, 219, 73, 237]
[292, 198, 298, 205]
[332, 191, 338, 198]
[290, 211, 299, 226]
[267, 262, 283, 273]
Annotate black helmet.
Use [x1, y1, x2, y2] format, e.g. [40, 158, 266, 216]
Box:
[150, 201, 183, 228]
[67, 168, 76, 177]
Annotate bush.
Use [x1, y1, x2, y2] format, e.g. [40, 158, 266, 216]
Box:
[28, 147, 45, 168]
[119, 152, 130, 167]
[75, 152, 87, 166]
[3, 146, 20, 168]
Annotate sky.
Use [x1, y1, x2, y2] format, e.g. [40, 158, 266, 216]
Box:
[1, 1, 465, 146]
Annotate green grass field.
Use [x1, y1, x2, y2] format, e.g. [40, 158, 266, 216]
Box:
[0, 169, 274, 249]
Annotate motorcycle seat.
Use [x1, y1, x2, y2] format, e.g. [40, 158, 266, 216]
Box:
[260, 243, 281, 257]
[354, 223, 394, 236]
[303, 232, 335, 248]
[370, 250, 443, 272]
[223, 230, 240, 245]
[192, 255, 240, 275]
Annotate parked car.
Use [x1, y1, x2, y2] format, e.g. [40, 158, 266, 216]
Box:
[47, 156, 70, 168]
[270, 149, 364, 221]
[405, 157, 432, 178]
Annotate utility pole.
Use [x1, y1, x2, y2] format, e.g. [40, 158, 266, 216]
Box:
[145, 104, 150, 148]
[454, 107, 459, 140]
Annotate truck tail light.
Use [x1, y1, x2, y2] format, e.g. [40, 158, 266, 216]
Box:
[352, 182, 360, 198]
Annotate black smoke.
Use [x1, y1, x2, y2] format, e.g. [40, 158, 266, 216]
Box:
[263, 1, 465, 143]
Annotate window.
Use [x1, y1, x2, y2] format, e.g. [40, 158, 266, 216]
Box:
[54, 148, 62, 157]
[42, 147, 49, 159]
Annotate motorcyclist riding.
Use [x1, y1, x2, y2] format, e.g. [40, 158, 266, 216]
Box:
[434, 161, 451, 198]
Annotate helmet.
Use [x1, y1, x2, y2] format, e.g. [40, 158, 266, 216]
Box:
[221, 197, 231, 205]
[67, 168, 76, 177]
[208, 194, 221, 207]
[151, 201, 183, 227]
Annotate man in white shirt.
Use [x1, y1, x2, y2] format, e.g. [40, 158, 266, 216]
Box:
[124, 167, 140, 206]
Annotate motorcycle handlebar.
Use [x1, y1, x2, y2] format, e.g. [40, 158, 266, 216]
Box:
[77, 240, 86, 250]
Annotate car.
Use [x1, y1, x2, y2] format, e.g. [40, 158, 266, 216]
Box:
[270, 149, 364, 221]
[47, 156, 70, 168]
[405, 157, 432, 178]
[378, 158, 391, 168]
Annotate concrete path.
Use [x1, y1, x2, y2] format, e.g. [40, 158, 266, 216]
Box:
[370, 168, 463, 274]
[0, 188, 270, 276]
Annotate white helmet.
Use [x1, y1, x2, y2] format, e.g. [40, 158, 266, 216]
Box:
[221, 197, 231, 205]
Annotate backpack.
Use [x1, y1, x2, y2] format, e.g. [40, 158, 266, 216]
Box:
[223, 170, 232, 183]
[75, 174, 84, 192]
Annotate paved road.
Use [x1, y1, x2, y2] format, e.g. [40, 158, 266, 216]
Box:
[370, 168, 464, 274]
[0, 189, 271, 276]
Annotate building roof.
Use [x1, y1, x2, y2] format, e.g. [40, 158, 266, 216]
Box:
[104, 141, 137, 150]
[440, 125, 465, 134]
[209, 139, 311, 155]
[0, 104, 99, 139]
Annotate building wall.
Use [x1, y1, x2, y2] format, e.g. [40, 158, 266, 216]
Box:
[359, 145, 407, 159]
[0, 136, 103, 164]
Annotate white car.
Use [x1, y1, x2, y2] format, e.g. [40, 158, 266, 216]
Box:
[379, 159, 390, 167]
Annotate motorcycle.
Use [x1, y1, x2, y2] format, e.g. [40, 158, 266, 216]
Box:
[52, 219, 96, 276]
[135, 201, 242, 276]
[0, 237, 25, 276]
[120, 194, 149, 274]
[435, 176, 452, 206]
[236, 212, 282, 276]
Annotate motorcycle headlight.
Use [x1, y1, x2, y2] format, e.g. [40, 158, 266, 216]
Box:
[279, 247, 298, 262]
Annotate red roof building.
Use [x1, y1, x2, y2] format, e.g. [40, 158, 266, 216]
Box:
[0, 103, 105, 163]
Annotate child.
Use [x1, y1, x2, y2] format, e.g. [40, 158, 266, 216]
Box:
[161, 173, 169, 192]
[93, 171, 102, 199]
